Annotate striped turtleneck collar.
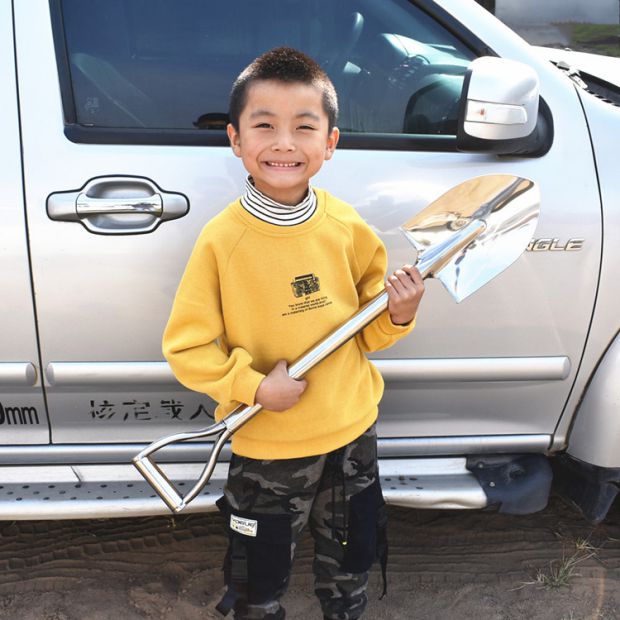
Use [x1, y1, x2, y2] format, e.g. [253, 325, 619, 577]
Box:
[240, 176, 317, 227]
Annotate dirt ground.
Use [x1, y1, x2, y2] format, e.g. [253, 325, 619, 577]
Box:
[0, 495, 619, 619]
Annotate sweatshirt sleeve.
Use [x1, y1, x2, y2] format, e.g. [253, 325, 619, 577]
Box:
[354, 225, 415, 353]
[162, 227, 265, 407]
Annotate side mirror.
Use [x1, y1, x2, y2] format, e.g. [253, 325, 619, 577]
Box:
[457, 56, 552, 156]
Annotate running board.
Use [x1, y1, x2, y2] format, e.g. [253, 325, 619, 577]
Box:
[0, 458, 486, 520]
[380, 458, 487, 509]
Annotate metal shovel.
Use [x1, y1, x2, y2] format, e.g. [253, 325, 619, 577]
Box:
[133, 174, 540, 513]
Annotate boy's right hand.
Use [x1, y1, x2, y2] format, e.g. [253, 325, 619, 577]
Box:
[255, 360, 307, 412]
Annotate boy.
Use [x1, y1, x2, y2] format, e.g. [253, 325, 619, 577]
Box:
[163, 47, 424, 620]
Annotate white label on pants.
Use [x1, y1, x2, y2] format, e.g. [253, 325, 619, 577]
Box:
[230, 514, 258, 537]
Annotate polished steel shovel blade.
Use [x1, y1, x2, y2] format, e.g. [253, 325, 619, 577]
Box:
[401, 174, 539, 302]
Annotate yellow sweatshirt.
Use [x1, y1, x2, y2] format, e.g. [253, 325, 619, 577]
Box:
[163, 188, 414, 459]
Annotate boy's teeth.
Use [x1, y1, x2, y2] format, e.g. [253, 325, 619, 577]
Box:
[269, 162, 297, 167]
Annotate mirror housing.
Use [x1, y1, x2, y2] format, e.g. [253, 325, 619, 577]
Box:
[457, 56, 553, 157]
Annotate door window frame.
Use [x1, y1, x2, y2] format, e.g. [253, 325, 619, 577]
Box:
[49, 0, 493, 152]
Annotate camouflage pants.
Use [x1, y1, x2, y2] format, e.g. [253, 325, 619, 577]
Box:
[218, 424, 384, 620]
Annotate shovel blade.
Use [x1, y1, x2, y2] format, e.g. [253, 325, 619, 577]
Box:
[401, 175, 539, 302]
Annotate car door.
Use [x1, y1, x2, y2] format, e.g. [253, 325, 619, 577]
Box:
[0, 0, 48, 444]
[14, 0, 600, 451]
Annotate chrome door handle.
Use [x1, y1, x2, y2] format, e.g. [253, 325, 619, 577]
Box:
[76, 194, 163, 217]
[47, 176, 188, 234]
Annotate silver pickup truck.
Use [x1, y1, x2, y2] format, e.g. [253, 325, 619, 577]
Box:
[2, 0, 619, 523]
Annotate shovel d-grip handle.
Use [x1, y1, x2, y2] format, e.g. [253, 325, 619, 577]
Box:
[134, 219, 486, 512]
[133, 420, 235, 513]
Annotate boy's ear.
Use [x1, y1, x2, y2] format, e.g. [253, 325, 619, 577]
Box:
[227, 123, 242, 157]
[324, 127, 340, 161]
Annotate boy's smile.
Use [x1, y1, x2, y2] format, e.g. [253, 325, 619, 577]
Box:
[227, 80, 339, 206]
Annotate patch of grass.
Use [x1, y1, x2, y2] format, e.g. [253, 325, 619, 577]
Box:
[534, 554, 584, 588]
[567, 22, 620, 57]
[515, 549, 594, 590]
[574, 536, 598, 555]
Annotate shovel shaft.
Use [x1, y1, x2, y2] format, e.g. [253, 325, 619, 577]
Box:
[288, 290, 390, 378]
[220, 290, 390, 431]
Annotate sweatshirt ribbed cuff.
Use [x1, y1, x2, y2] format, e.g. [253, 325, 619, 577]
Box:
[230, 366, 266, 407]
[375, 311, 416, 336]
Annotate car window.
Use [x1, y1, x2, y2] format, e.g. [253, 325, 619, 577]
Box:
[58, 0, 475, 138]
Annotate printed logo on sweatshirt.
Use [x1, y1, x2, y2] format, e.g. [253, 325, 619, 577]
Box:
[291, 273, 320, 298]
[282, 272, 333, 317]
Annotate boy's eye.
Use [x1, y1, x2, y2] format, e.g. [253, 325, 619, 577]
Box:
[298, 125, 316, 131]
[254, 122, 272, 129]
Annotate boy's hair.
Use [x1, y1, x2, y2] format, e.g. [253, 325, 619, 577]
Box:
[229, 47, 338, 132]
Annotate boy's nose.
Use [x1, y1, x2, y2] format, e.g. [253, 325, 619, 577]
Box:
[272, 130, 296, 151]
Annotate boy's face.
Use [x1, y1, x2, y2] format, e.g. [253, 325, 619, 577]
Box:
[227, 80, 339, 205]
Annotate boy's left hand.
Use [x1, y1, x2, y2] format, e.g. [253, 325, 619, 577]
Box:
[386, 264, 425, 325]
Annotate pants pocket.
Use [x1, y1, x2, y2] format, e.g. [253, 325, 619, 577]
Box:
[340, 476, 386, 573]
[217, 496, 293, 605]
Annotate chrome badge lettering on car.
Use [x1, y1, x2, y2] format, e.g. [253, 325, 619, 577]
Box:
[527, 238, 585, 252]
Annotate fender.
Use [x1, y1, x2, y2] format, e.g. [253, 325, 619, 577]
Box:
[568, 330, 620, 469]
[554, 332, 620, 523]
